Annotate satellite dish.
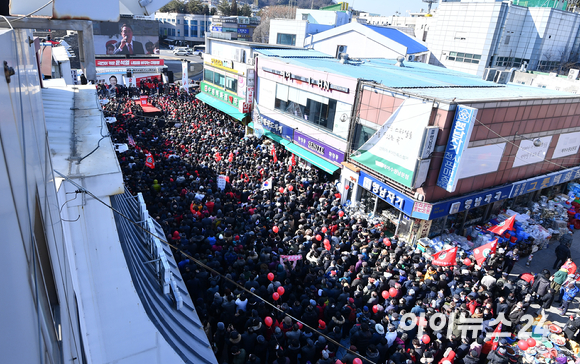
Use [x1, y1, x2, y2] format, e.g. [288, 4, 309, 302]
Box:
[340, 113, 349, 122]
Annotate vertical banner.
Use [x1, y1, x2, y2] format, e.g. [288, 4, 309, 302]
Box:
[181, 60, 189, 92]
[436, 105, 478, 192]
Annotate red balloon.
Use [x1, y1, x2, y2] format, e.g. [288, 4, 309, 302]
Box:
[345, 185, 349, 190]
[389, 288, 398, 297]
[277, 286, 285, 296]
[288, 185, 294, 191]
[526, 338, 536, 347]
[422, 334, 431, 344]
[354, 359, 363, 364]
[272, 226, 279, 233]
[268, 272, 275, 281]
[464, 258, 472, 266]
[324, 239, 330, 245]
[265, 316, 273, 327]
[338, 210, 345, 217]
[321, 227, 328, 233]
[382, 291, 390, 299]
[324, 241, 331, 251]
[336, 361, 343, 364]
[279, 187, 284, 194]
[384, 238, 391, 246]
[272, 292, 280, 301]
[373, 305, 378, 313]
[316, 234, 322, 241]
[517, 341, 529, 351]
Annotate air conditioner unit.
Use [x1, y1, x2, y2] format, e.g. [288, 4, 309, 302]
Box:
[569, 69, 579, 80]
[338, 45, 347, 53]
[408, 54, 415, 61]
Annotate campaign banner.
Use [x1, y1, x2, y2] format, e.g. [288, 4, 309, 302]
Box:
[96, 59, 164, 67]
[293, 130, 345, 165]
[436, 105, 478, 192]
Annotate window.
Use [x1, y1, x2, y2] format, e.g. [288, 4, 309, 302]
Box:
[177, 30, 180, 36]
[225, 76, 237, 93]
[302, 13, 309, 20]
[214, 72, 225, 87]
[505, 35, 510, 44]
[276, 33, 296, 46]
[177, 19, 180, 24]
[184, 26, 188, 37]
[446, 51, 481, 65]
[204, 69, 214, 83]
[352, 124, 378, 151]
[171, 28, 175, 36]
[274, 85, 338, 132]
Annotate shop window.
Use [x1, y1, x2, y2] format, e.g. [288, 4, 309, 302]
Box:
[184, 26, 189, 37]
[225, 76, 237, 93]
[276, 33, 296, 46]
[214, 72, 225, 87]
[352, 123, 377, 151]
[274, 86, 337, 132]
[204, 69, 214, 83]
[177, 19, 180, 24]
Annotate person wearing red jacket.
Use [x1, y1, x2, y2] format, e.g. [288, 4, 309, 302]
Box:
[439, 347, 456, 364]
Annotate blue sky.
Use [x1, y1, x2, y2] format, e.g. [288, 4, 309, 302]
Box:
[351, 0, 439, 16]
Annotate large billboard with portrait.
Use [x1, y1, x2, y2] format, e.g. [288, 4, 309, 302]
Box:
[93, 18, 159, 56]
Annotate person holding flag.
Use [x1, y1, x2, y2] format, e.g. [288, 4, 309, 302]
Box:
[473, 239, 498, 266]
[144, 150, 155, 169]
[431, 247, 457, 266]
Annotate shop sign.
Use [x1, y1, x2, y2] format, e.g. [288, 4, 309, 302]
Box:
[211, 58, 232, 69]
[212, 26, 222, 32]
[201, 81, 242, 107]
[247, 69, 255, 87]
[509, 165, 580, 198]
[239, 101, 251, 113]
[419, 126, 439, 159]
[414, 185, 512, 220]
[294, 130, 345, 165]
[358, 171, 414, 215]
[253, 107, 294, 141]
[552, 131, 580, 159]
[246, 86, 254, 104]
[262, 67, 350, 93]
[436, 105, 478, 193]
[238, 28, 249, 34]
[96, 59, 164, 67]
[512, 136, 552, 168]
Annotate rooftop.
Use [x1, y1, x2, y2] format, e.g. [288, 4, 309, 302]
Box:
[363, 25, 429, 54]
[256, 50, 577, 102]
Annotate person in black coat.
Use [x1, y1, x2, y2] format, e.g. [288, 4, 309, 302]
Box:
[554, 241, 571, 269]
[113, 24, 145, 55]
[564, 314, 580, 341]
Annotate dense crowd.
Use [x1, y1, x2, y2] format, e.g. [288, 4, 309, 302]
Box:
[104, 85, 580, 364]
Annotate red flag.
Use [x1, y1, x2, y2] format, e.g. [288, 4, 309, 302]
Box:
[215, 152, 222, 162]
[291, 153, 296, 166]
[145, 151, 155, 169]
[271, 146, 278, 163]
[228, 152, 234, 163]
[491, 323, 503, 350]
[288, 164, 292, 173]
[488, 215, 516, 235]
[473, 239, 498, 265]
[431, 247, 457, 266]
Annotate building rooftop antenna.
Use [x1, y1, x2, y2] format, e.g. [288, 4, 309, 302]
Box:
[422, 0, 439, 14]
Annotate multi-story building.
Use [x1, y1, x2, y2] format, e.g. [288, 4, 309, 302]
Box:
[268, 7, 352, 46]
[249, 49, 580, 241]
[428, 0, 580, 77]
[208, 15, 260, 41]
[155, 12, 211, 44]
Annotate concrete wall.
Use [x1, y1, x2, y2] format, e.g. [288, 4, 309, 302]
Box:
[512, 71, 580, 93]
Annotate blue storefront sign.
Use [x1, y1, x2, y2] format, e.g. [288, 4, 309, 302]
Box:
[510, 166, 580, 198]
[211, 26, 222, 32]
[359, 171, 414, 216]
[436, 105, 478, 193]
[414, 185, 512, 220]
[293, 130, 345, 165]
[237, 28, 249, 34]
[253, 108, 294, 141]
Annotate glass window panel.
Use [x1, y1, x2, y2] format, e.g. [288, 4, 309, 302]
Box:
[204, 69, 213, 82]
[456, 57, 464, 62]
[450, 51, 457, 56]
[474, 55, 481, 60]
[457, 53, 465, 57]
[471, 60, 479, 64]
[276, 84, 288, 101]
[465, 53, 473, 58]
[448, 56, 455, 61]
[225, 77, 237, 93]
[214, 73, 225, 87]
[463, 58, 471, 62]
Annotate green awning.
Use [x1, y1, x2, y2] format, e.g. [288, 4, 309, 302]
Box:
[285, 143, 340, 174]
[247, 122, 290, 146]
[195, 93, 247, 121]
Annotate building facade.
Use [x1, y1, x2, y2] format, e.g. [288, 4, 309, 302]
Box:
[269, 8, 352, 47]
[208, 15, 260, 41]
[428, 0, 580, 77]
[155, 12, 211, 44]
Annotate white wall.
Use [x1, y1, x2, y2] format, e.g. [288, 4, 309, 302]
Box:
[269, 19, 308, 45]
[311, 30, 406, 58]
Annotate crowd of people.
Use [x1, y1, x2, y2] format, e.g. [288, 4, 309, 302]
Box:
[103, 84, 580, 364]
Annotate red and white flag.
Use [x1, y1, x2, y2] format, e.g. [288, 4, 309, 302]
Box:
[431, 247, 457, 266]
[488, 215, 516, 235]
[145, 151, 155, 169]
[271, 146, 277, 163]
[127, 134, 136, 147]
[473, 239, 498, 265]
[291, 154, 296, 166]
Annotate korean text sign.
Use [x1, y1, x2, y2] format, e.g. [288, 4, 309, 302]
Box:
[359, 171, 414, 215]
[510, 166, 580, 198]
[437, 105, 478, 192]
[293, 130, 345, 165]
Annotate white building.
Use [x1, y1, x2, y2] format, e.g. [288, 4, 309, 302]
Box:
[307, 22, 431, 63]
[269, 8, 351, 46]
[155, 12, 211, 44]
[427, 0, 580, 77]
[358, 11, 436, 41]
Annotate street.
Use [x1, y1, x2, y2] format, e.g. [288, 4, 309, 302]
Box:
[158, 49, 204, 81]
[511, 230, 580, 326]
